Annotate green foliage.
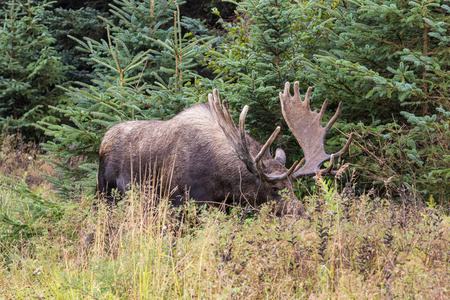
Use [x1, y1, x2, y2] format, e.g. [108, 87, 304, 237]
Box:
[285, 0, 450, 202]
[206, 0, 302, 134]
[0, 0, 71, 138]
[37, 78, 149, 194]
[203, 0, 349, 161]
[351, 107, 449, 203]
[0, 175, 63, 249]
[297, 0, 449, 122]
[42, 6, 110, 83]
[38, 0, 214, 196]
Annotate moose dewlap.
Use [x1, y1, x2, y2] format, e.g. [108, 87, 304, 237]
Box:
[97, 82, 352, 215]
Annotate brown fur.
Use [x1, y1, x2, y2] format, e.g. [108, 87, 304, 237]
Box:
[98, 103, 302, 213]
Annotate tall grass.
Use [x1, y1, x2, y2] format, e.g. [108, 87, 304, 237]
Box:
[0, 134, 449, 299]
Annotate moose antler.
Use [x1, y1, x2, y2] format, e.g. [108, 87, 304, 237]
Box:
[279, 82, 353, 177]
[208, 89, 298, 182]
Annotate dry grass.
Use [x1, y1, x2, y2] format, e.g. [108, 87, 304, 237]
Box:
[0, 133, 54, 188]
[0, 134, 449, 299]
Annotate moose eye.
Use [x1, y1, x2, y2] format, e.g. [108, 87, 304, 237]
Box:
[271, 187, 279, 194]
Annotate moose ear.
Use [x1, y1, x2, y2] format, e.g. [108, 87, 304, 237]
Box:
[274, 148, 286, 165]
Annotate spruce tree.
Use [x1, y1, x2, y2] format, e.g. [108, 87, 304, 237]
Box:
[295, 0, 450, 202]
[203, 0, 352, 171]
[37, 0, 213, 196]
[205, 0, 337, 154]
[0, 0, 70, 139]
[296, 0, 449, 123]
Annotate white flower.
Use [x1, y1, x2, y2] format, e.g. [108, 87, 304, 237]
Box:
[33, 266, 42, 275]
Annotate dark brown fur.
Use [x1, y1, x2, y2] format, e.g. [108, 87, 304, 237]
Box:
[98, 103, 301, 212]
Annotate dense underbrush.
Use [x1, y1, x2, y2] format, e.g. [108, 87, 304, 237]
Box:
[0, 135, 449, 299]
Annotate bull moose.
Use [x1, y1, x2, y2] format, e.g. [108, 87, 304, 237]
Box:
[97, 82, 352, 214]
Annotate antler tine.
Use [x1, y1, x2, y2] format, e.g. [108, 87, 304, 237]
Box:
[267, 159, 300, 181]
[318, 99, 328, 124]
[209, 89, 223, 120]
[287, 160, 300, 177]
[283, 81, 291, 98]
[238, 104, 250, 153]
[324, 103, 353, 160]
[333, 132, 354, 158]
[303, 85, 312, 110]
[324, 102, 343, 133]
[293, 157, 306, 173]
[322, 154, 335, 174]
[254, 126, 280, 163]
[280, 81, 352, 178]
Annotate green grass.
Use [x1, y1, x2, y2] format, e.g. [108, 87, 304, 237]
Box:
[0, 136, 449, 299]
